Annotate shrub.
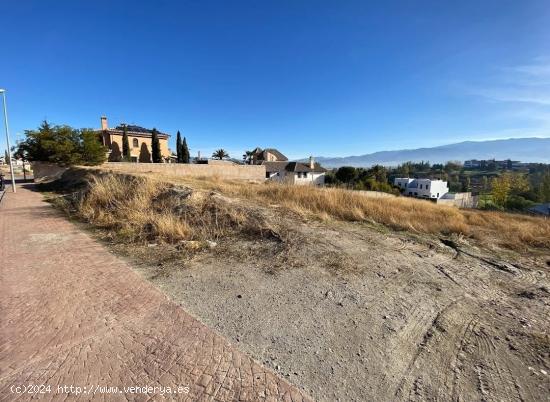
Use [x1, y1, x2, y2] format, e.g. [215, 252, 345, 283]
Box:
[506, 195, 534, 211]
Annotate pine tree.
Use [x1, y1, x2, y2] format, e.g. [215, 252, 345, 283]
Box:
[122, 125, 131, 161]
[176, 131, 182, 163]
[151, 128, 162, 163]
[182, 137, 190, 163]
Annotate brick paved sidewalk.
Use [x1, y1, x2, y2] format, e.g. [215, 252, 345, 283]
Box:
[0, 185, 313, 402]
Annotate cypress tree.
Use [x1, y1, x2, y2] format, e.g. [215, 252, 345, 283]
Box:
[176, 131, 182, 163]
[182, 137, 190, 163]
[151, 128, 162, 163]
[122, 125, 131, 161]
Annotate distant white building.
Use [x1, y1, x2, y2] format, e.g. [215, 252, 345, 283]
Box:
[0, 157, 26, 166]
[394, 178, 414, 189]
[263, 157, 326, 186]
[251, 148, 327, 186]
[394, 178, 449, 199]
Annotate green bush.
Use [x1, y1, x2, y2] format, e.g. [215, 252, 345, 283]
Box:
[17, 121, 107, 166]
[506, 195, 535, 211]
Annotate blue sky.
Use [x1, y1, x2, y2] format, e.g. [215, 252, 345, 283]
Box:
[1, 0, 549, 160]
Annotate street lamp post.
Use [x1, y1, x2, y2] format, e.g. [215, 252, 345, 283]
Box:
[0, 89, 16, 193]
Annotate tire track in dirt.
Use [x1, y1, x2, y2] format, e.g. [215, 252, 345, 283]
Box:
[450, 296, 547, 402]
[470, 322, 525, 402]
[392, 294, 533, 402]
[450, 317, 477, 401]
[364, 235, 523, 401]
[443, 240, 549, 291]
[393, 299, 463, 400]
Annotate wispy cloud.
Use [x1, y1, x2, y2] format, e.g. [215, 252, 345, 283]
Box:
[469, 59, 550, 106]
[472, 88, 550, 105]
[511, 57, 550, 79]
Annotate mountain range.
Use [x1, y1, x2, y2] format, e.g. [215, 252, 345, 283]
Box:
[303, 138, 550, 168]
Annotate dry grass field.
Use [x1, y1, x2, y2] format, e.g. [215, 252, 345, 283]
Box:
[43, 167, 550, 401]
[59, 168, 550, 253]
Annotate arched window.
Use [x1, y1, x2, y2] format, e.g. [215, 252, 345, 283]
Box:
[132, 138, 139, 148]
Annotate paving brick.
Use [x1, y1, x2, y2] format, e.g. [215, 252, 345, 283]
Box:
[0, 185, 313, 402]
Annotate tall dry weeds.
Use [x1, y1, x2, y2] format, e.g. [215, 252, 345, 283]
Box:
[76, 174, 189, 242]
[71, 173, 282, 244]
[74, 168, 550, 251]
[153, 173, 549, 251]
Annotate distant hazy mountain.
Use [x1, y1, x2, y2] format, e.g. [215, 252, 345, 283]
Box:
[304, 138, 550, 168]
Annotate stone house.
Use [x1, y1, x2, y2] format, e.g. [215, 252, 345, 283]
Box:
[97, 116, 171, 162]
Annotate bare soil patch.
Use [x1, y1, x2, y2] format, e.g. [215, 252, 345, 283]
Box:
[126, 222, 549, 401]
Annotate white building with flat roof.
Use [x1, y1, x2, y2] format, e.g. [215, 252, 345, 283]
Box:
[394, 178, 449, 199]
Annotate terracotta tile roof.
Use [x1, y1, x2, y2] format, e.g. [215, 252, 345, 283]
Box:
[253, 148, 288, 161]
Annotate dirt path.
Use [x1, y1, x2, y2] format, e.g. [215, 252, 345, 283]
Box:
[0, 185, 312, 402]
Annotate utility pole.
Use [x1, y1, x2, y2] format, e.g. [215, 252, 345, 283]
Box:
[0, 89, 16, 193]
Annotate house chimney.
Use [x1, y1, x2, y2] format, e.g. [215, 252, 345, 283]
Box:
[100, 116, 108, 130]
[309, 156, 315, 169]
